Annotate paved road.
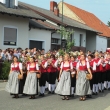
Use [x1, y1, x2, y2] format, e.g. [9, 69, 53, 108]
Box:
[0, 82, 110, 110]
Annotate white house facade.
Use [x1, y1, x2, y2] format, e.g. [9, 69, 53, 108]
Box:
[96, 36, 107, 52]
[0, 14, 29, 49]
[29, 28, 51, 52]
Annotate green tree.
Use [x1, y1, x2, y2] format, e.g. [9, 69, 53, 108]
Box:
[57, 26, 75, 53]
[107, 21, 110, 27]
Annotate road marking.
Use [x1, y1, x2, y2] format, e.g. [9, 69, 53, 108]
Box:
[104, 106, 110, 110]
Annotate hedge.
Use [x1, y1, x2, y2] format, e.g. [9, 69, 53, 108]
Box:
[0, 61, 11, 80]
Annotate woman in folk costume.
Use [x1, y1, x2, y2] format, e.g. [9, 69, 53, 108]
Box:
[19, 61, 27, 95]
[47, 54, 57, 94]
[55, 54, 73, 100]
[5, 56, 23, 98]
[70, 56, 77, 97]
[99, 56, 106, 92]
[105, 53, 110, 90]
[92, 52, 101, 95]
[76, 54, 92, 101]
[87, 54, 96, 97]
[55, 55, 63, 81]
[39, 55, 47, 96]
[23, 56, 39, 99]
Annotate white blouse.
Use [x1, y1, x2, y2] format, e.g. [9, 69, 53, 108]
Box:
[11, 63, 22, 70]
[27, 63, 39, 71]
[60, 62, 73, 69]
[76, 61, 90, 69]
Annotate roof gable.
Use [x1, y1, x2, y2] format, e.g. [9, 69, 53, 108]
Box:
[64, 2, 110, 37]
[19, 1, 99, 33]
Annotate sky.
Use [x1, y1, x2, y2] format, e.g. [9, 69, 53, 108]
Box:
[19, 0, 110, 24]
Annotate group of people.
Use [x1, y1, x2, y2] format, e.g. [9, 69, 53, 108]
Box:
[0, 48, 110, 101]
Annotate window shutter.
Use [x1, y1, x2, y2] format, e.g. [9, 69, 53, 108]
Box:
[4, 27, 17, 42]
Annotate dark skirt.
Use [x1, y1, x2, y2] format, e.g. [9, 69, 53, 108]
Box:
[39, 72, 47, 86]
[71, 75, 76, 87]
[48, 72, 57, 84]
[19, 74, 27, 94]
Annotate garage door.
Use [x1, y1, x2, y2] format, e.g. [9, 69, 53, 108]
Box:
[29, 40, 42, 50]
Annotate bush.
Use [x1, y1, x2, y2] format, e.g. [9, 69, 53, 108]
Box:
[0, 61, 11, 80]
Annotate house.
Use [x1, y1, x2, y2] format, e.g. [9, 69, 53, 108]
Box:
[0, 0, 104, 52]
[19, 1, 99, 52]
[58, 2, 110, 52]
[0, 0, 56, 52]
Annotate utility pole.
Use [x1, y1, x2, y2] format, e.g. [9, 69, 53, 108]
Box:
[61, 0, 64, 49]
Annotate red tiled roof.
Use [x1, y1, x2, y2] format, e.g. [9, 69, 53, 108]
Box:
[64, 2, 110, 37]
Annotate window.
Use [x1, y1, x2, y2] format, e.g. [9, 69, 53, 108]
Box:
[51, 38, 58, 44]
[79, 34, 83, 47]
[4, 27, 17, 46]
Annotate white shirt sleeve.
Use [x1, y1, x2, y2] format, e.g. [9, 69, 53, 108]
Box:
[44, 62, 48, 68]
[27, 64, 29, 71]
[60, 62, 63, 69]
[93, 62, 96, 71]
[19, 63, 22, 70]
[87, 62, 90, 68]
[76, 62, 79, 70]
[54, 60, 58, 67]
[97, 60, 101, 66]
[70, 62, 73, 69]
[103, 63, 106, 67]
[36, 63, 39, 70]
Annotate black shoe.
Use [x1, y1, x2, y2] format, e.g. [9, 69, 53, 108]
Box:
[22, 94, 27, 96]
[48, 91, 51, 94]
[70, 94, 74, 97]
[39, 93, 43, 96]
[104, 87, 107, 90]
[12, 96, 16, 98]
[45, 88, 48, 91]
[92, 92, 96, 95]
[108, 88, 110, 91]
[102, 90, 104, 93]
[42, 94, 45, 97]
[88, 95, 92, 98]
[95, 92, 98, 95]
[52, 91, 55, 94]
[99, 90, 101, 93]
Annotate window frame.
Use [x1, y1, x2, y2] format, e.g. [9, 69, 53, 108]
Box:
[3, 26, 18, 46]
[51, 38, 59, 44]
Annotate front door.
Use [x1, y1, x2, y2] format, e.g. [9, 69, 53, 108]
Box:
[29, 40, 42, 50]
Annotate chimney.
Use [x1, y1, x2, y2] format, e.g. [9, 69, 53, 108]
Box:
[50, 1, 57, 12]
[0, 0, 5, 4]
[54, 8, 59, 16]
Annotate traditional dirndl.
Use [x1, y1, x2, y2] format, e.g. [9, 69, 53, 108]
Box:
[23, 72, 37, 95]
[55, 71, 71, 95]
[5, 71, 20, 94]
[75, 71, 91, 96]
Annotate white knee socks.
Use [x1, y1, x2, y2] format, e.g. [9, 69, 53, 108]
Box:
[92, 84, 95, 93]
[71, 87, 74, 95]
[48, 84, 51, 91]
[98, 83, 101, 90]
[40, 87, 43, 94]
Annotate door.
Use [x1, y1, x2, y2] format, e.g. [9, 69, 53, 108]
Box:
[29, 40, 42, 50]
